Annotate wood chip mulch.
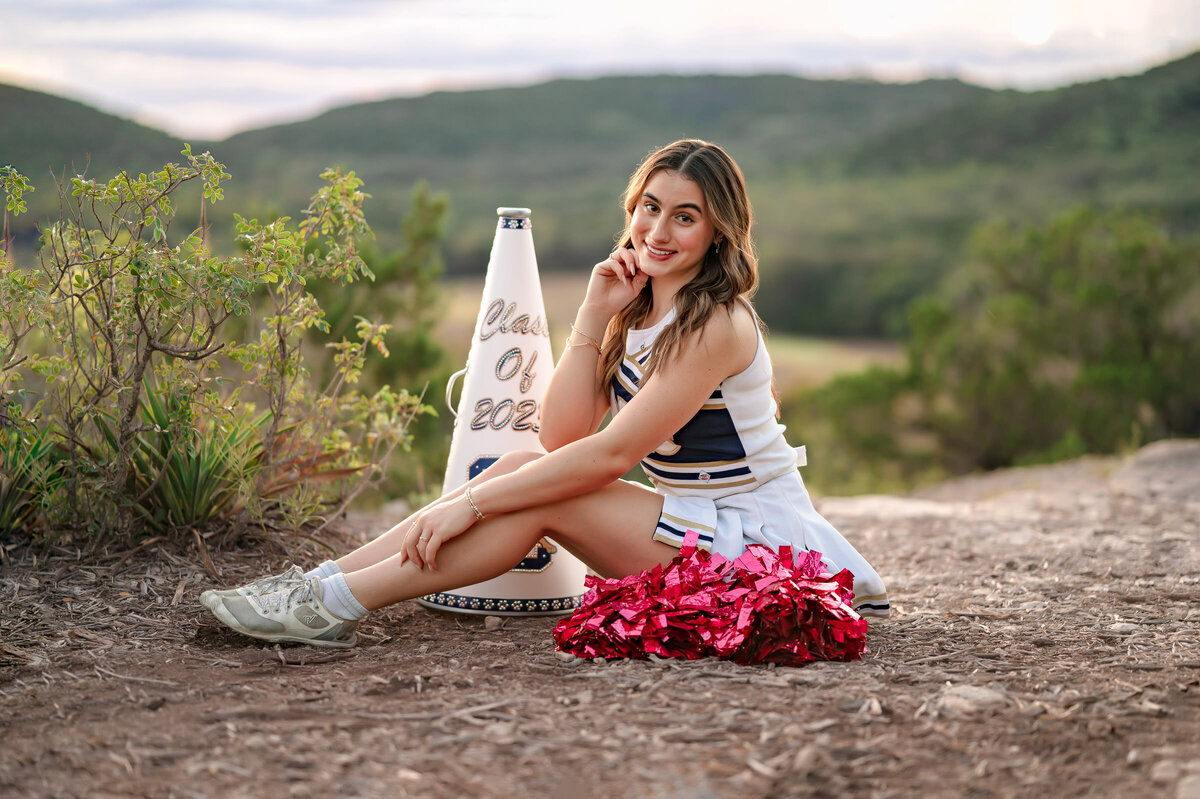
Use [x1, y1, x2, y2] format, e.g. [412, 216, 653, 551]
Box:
[1, 441, 1198, 798]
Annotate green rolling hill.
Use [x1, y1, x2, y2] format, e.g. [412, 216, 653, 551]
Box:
[203, 74, 988, 269]
[0, 83, 184, 185]
[841, 51, 1200, 175]
[3, 53, 1197, 336]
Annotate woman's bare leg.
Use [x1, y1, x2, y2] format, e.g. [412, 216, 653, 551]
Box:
[343, 479, 674, 611]
[334, 450, 543, 573]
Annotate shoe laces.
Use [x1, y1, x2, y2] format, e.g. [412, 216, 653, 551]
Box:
[256, 566, 303, 594]
[259, 580, 315, 613]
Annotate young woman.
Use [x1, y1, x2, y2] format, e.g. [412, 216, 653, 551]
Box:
[202, 139, 889, 648]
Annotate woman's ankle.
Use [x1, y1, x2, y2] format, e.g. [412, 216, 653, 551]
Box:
[304, 559, 342, 580]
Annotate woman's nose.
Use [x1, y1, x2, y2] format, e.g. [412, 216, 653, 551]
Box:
[649, 216, 670, 242]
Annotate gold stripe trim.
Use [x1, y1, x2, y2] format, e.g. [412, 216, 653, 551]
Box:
[643, 456, 747, 469]
[851, 593, 889, 604]
[660, 513, 715, 533]
[652, 476, 758, 490]
[622, 356, 645, 377]
[652, 529, 713, 552]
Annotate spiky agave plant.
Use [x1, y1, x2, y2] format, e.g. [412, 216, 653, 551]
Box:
[97, 386, 269, 534]
[0, 426, 62, 540]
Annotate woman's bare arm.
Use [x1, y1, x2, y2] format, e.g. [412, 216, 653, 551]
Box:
[539, 250, 648, 450]
[538, 304, 611, 451]
[474, 305, 753, 516]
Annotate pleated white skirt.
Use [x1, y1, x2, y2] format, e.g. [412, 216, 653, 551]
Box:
[652, 470, 890, 617]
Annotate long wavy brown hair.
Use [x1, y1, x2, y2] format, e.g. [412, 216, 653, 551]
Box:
[599, 139, 761, 394]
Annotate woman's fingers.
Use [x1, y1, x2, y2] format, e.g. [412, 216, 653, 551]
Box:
[586, 248, 645, 314]
[407, 518, 442, 571]
[416, 529, 435, 570]
[612, 248, 640, 280]
[402, 521, 425, 569]
[596, 249, 638, 279]
[605, 252, 629, 287]
[625, 248, 641, 275]
[423, 532, 443, 571]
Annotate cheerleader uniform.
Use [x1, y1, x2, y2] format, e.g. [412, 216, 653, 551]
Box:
[611, 302, 890, 617]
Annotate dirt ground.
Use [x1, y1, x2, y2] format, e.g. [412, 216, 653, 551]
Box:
[1, 440, 1198, 799]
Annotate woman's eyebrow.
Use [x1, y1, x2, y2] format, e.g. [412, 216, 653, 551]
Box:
[643, 191, 703, 215]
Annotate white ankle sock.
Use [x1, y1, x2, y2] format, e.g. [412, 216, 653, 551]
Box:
[304, 559, 341, 581]
[319, 573, 369, 621]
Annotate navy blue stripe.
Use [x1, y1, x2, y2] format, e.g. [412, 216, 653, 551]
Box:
[635, 350, 651, 365]
[612, 378, 633, 403]
[855, 602, 891, 610]
[642, 461, 752, 481]
[619, 362, 640, 385]
[656, 520, 713, 543]
[649, 408, 747, 464]
[675, 409, 741, 442]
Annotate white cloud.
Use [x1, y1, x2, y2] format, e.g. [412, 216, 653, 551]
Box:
[1, 0, 1196, 138]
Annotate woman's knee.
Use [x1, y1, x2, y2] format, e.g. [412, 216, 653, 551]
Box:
[492, 450, 543, 470]
[467, 450, 543, 486]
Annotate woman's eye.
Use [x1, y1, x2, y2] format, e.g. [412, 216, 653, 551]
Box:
[644, 202, 659, 213]
[676, 214, 693, 224]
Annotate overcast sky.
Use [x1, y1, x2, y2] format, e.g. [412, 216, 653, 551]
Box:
[3, 0, 1197, 140]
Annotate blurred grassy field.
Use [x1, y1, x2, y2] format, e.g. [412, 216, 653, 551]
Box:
[436, 274, 901, 396]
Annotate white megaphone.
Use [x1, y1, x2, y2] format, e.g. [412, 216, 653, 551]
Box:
[417, 208, 586, 616]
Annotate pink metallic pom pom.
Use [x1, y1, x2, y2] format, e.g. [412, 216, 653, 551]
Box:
[553, 530, 868, 665]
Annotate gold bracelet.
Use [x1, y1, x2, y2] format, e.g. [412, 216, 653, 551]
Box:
[568, 323, 603, 353]
[564, 336, 601, 354]
[464, 485, 485, 520]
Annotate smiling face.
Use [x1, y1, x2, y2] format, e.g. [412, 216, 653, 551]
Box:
[629, 169, 721, 290]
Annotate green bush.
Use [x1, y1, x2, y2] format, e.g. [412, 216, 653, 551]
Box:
[783, 206, 1200, 494]
[911, 207, 1200, 468]
[0, 151, 432, 543]
[782, 366, 944, 496]
[306, 181, 454, 502]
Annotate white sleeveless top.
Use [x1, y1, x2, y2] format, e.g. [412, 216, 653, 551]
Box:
[609, 303, 800, 498]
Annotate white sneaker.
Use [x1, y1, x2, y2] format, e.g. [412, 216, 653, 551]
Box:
[205, 576, 358, 649]
[199, 565, 307, 612]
